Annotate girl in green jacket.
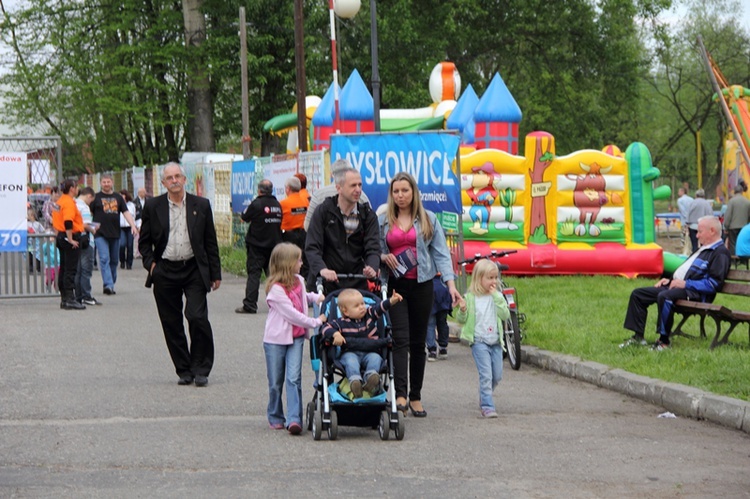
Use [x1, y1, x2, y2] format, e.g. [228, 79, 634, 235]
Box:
[455, 259, 510, 418]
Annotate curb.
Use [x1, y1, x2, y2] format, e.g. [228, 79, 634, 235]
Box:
[448, 325, 750, 434]
[523, 346, 750, 434]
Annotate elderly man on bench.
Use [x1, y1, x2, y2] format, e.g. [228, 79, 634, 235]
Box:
[620, 216, 730, 351]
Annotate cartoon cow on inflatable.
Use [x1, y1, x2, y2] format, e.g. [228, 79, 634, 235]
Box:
[566, 162, 619, 237]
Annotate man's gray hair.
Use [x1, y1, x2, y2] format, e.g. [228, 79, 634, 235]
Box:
[333, 166, 359, 186]
[331, 158, 351, 175]
[258, 179, 274, 195]
[695, 189, 705, 198]
[160, 162, 185, 180]
[286, 176, 301, 192]
[698, 215, 721, 233]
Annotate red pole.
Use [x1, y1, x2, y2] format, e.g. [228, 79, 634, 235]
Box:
[328, 0, 340, 134]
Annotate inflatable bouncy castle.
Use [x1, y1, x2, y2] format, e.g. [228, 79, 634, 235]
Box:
[264, 63, 671, 277]
[459, 134, 670, 277]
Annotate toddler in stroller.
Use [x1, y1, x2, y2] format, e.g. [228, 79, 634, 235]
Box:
[322, 289, 402, 398]
[307, 279, 406, 440]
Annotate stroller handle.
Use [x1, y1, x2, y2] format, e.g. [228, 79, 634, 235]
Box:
[315, 273, 378, 292]
[315, 274, 389, 300]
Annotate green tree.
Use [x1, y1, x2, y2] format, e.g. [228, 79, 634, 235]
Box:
[0, 0, 188, 172]
[640, 0, 750, 191]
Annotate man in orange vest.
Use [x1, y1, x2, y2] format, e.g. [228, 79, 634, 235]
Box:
[52, 180, 86, 310]
[280, 176, 310, 280]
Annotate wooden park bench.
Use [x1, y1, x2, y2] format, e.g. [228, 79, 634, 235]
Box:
[672, 269, 750, 349]
[731, 255, 749, 270]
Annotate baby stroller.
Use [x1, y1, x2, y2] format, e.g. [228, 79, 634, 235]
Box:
[306, 274, 405, 441]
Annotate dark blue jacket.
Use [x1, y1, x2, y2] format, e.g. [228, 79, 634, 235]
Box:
[432, 276, 453, 314]
[680, 239, 731, 302]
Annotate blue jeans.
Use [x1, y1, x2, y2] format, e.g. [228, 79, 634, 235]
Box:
[75, 243, 95, 301]
[264, 338, 304, 427]
[119, 228, 134, 269]
[339, 350, 382, 382]
[426, 310, 450, 351]
[471, 341, 503, 411]
[95, 236, 120, 289]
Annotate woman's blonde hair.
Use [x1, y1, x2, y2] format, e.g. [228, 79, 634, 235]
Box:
[469, 259, 499, 295]
[265, 243, 302, 294]
[386, 171, 433, 241]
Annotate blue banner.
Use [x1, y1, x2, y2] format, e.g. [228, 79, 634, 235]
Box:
[231, 159, 256, 214]
[330, 132, 461, 214]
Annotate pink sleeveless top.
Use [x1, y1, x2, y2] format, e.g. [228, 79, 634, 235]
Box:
[386, 225, 418, 279]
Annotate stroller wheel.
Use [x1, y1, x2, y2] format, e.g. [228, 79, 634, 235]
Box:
[394, 411, 405, 441]
[312, 411, 322, 440]
[378, 411, 390, 441]
[305, 401, 314, 431]
[327, 410, 338, 441]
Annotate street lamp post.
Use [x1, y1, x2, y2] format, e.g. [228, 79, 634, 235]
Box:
[370, 0, 380, 131]
[329, 0, 361, 134]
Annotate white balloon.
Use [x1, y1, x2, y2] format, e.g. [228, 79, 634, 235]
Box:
[429, 62, 461, 103]
[334, 0, 361, 19]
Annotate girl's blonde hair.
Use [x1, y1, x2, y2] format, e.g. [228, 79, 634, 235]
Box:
[469, 259, 499, 295]
[265, 243, 302, 294]
[386, 172, 433, 241]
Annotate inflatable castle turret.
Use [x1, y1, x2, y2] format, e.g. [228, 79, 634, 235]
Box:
[473, 73, 522, 154]
[312, 83, 338, 151]
[339, 69, 375, 134]
[446, 83, 479, 146]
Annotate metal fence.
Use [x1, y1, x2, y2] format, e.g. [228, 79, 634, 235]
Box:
[0, 136, 63, 187]
[0, 234, 61, 298]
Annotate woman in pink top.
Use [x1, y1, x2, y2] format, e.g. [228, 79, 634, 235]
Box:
[263, 243, 326, 434]
[378, 172, 462, 418]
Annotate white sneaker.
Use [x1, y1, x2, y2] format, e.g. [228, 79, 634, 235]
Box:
[619, 336, 647, 348]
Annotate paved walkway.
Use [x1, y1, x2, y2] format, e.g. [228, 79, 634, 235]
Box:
[1, 267, 749, 497]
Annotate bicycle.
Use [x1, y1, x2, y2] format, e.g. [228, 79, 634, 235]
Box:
[459, 250, 526, 370]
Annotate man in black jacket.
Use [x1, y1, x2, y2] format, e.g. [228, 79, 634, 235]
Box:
[236, 179, 282, 314]
[305, 167, 380, 293]
[139, 163, 222, 386]
[621, 216, 730, 351]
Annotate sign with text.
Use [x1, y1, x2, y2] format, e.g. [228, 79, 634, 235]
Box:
[0, 152, 28, 252]
[330, 132, 461, 214]
[265, 157, 298, 201]
[231, 159, 256, 213]
[439, 211, 460, 234]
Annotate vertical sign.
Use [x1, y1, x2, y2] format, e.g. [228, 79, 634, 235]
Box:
[231, 159, 256, 214]
[0, 152, 28, 252]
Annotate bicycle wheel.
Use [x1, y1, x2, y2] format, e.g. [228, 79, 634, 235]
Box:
[505, 309, 522, 370]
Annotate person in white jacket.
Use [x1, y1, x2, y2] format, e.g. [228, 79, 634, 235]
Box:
[263, 243, 326, 435]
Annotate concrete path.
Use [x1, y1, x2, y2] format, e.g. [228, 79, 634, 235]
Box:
[1, 267, 749, 497]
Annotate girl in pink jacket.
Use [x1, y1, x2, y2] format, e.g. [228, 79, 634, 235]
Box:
[263, 243, 326, 434]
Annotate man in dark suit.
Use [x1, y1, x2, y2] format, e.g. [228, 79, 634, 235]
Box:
[139, 163, 222, 387]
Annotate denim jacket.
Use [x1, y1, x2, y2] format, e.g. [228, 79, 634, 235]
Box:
[378, 210, 456, 284]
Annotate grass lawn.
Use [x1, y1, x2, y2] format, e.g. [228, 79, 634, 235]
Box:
[505, 274, 750, 401]
[221, 245, 749, 401]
